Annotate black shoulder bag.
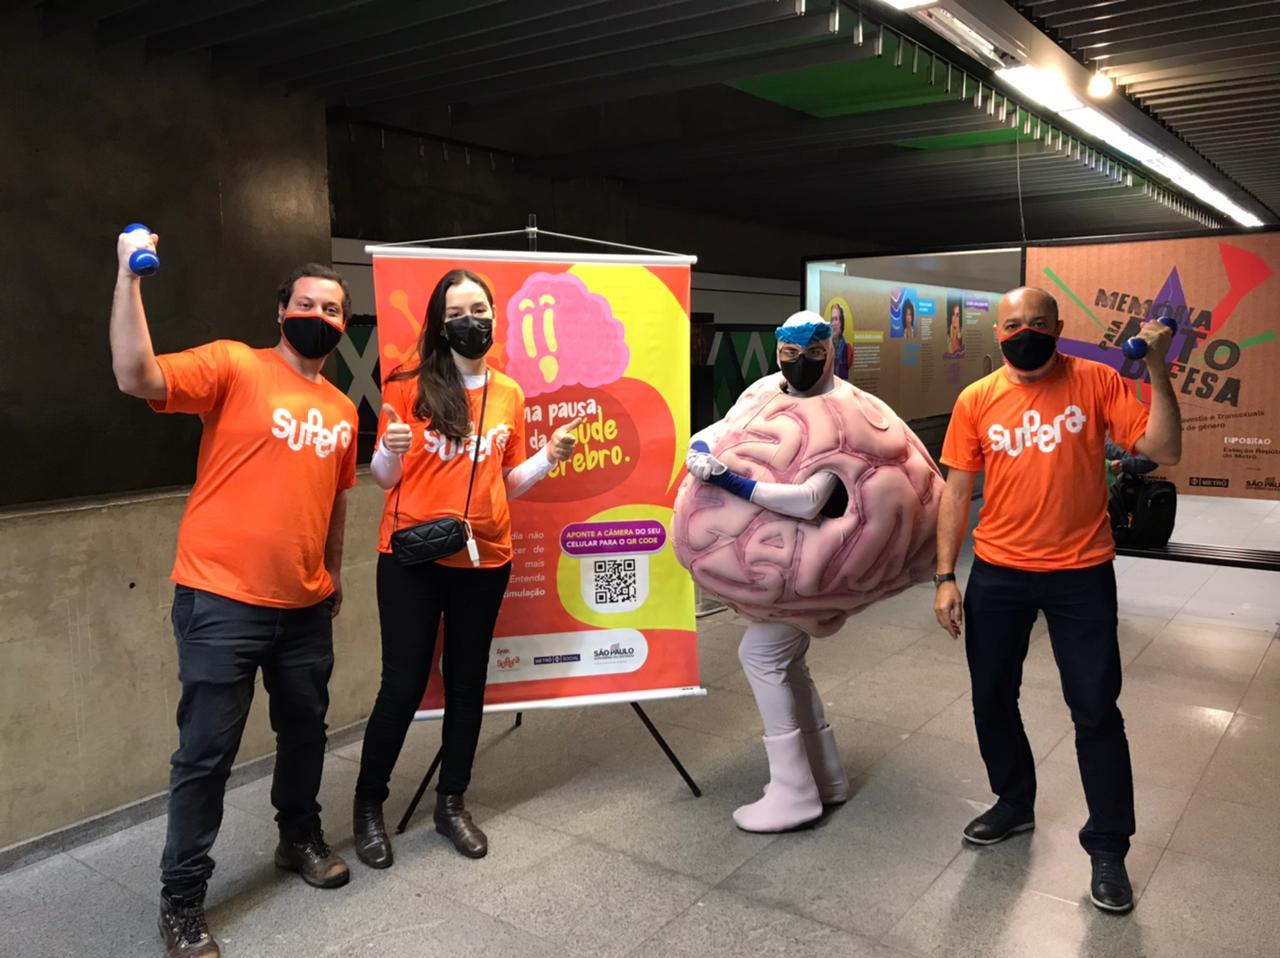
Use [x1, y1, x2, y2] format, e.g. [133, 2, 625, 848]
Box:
[389, 372, 488, 566]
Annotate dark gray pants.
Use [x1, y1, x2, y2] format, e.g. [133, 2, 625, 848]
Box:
[160, 586, 335, 900]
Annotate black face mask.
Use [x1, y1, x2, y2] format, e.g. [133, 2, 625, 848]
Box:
[444, 317, 494, 359]
[282, 314, 343, 359]
[1000, 328, 1058, 371]
[780, 354, 825, 393]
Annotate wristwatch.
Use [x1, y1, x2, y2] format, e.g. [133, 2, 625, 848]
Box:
[933, 573, 957, 587]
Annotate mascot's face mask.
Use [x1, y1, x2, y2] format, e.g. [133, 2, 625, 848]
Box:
[775, 311, 834, 394]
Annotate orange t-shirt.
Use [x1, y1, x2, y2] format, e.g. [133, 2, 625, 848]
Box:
[941, 354, 1150, 571]
[376, 369, 528, 568]
[151, 341, 358, 607]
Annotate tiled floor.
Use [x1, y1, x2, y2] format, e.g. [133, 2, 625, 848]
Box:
[3, 497, 1277, 957]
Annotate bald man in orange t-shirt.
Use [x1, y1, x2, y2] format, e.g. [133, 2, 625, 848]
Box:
[111, 231, 358, 958]
[933, 287, 1181, 916]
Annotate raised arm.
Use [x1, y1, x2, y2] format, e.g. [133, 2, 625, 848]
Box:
[1130, 320, 1182, 466]
[505, 417, 582, 500]
[110, 230, 167, 400]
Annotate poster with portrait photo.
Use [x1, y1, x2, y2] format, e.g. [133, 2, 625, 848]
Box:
[942, 294, 965, 359]
[890, 288, 918, 340]
[824, 297, 854, 380]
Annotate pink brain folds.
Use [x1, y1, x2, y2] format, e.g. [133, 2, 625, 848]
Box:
[673, 378, 943, 637]
[504, 273, 630, 397]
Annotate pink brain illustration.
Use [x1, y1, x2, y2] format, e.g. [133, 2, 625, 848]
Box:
[504, 273, 629, 397]
[673, 378, 943, 637]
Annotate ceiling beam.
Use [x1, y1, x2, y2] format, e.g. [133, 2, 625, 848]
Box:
[1090, 29, 1280, 70]
[143, 0, 372, 60]
[96, 0, 262, 49]
[445, 30, 871, 124]
[344, 1, 822, 109]
[303, 0, 762, 98]
[211, 0, 505, 74]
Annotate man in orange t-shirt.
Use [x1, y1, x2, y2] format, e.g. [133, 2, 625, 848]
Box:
[110, 230, 358, 958]
[934, 287, 1181, 915]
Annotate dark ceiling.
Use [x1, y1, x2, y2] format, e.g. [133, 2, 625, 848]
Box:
[32, 0, 1272, 247]
[1010, 0, 1280, 223]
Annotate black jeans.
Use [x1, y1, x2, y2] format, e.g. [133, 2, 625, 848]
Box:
[160, 586, 335, 900]
[355, 554, 512, 802]
[964, 557, 1135, 858]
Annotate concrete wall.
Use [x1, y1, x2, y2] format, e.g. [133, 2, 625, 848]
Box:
[0, 477, 384, 851]
[0, 15, 331, 509]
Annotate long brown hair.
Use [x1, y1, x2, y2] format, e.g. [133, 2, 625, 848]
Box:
[388, 269, 495, 440]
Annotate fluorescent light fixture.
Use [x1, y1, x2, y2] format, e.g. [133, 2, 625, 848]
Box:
[1059, 107, 1161, 164]
[1088, 72, 1114, 98]
[996, 65, 1082, 113]
[922, 7, 1004, 68]
[1141, 157, 1264, 227]
[1143, 155, 1193, 183]
[893, 6, 1267, 227]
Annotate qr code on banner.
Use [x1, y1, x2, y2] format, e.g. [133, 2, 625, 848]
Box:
[582, 556, 649, 614]
[593, 559, 637, 605]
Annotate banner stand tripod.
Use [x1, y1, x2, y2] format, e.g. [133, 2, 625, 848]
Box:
[396, 705, 702, 834]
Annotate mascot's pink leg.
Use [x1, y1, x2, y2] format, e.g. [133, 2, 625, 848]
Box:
[733, 623, 823, 832]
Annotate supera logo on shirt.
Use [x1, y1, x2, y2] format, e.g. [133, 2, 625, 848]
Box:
[422, 423, 513, 463]
[271, 408, 353, 458]
[988, 406, 1087, 457]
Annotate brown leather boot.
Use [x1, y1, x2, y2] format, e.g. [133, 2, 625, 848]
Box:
[353, 797, 394, 869]
[433, 793, 487, 859]
[274, 827, 350, 888]
[159, 891, 220, 957]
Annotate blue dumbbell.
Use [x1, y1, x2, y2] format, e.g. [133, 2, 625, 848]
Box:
[123, 223, 159, 276]
[1122, 316, 1177, 360]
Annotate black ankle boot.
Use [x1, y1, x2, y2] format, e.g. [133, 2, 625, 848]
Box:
[433, 793, 487, 859]
[159, 890, 220, 957]
[353, 797, 394, 869]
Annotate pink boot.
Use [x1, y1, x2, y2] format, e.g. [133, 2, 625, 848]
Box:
[733, 729, 823, 833]
[803, 726, 850, 805]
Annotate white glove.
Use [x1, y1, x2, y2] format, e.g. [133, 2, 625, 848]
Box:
[686, 449, 728, 482]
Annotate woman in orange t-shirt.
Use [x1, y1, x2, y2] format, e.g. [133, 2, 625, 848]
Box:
[352, 270, 580, 865]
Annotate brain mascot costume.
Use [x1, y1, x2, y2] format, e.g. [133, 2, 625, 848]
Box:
[675, 311, 943, 832]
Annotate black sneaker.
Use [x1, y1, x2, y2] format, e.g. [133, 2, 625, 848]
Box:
[159, 892, 220, 957]
[962, 803, 1035, 846]
[1090, 855, 1134, 914]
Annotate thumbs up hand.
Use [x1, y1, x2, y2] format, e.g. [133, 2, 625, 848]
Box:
[548, 417, 582, 465]
[381, 403, 413, 455]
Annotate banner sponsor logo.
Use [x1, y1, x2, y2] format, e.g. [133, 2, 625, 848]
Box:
[594, 642, 636, 661]
[1188, 477, 1230, 488]
[485, 629, 648, 683]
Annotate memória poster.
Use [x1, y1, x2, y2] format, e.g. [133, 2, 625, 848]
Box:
[367, 248, 702, 715]
[1029, 234, 1280, 499]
